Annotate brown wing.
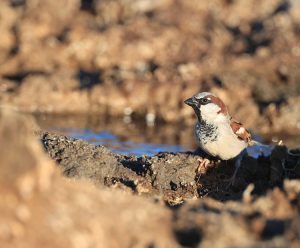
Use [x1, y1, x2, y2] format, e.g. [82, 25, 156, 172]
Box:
[230, 117, 252, 143]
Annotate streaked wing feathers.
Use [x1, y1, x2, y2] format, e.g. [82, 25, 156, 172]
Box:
[230, 118, 252, 143]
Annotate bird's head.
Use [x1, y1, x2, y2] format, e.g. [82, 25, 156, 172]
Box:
[184, 92, 229, 123]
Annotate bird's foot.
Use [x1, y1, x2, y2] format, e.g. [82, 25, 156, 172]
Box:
[196, 158, 216, 174]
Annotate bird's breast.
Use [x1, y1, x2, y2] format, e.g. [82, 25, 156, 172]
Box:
[194, 122, 247, 160]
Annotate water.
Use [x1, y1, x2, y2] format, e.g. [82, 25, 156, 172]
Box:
[60, 128, 189, 156]
[35, 114, 299, 157]
[47, 126, 273, 158]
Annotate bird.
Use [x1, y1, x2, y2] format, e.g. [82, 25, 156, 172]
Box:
[184, 92, 254, 173]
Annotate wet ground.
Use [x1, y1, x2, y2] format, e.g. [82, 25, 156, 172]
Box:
[35, 114, 300, 200]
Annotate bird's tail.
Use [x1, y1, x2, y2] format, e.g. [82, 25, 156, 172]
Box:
[248, 139, 283, 147]
[248, 140, 263, 146]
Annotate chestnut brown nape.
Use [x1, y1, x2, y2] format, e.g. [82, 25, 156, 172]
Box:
[207, 95, 228, 114]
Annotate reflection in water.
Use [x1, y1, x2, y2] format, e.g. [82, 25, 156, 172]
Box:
[34, 114, 196, 156]
[34, 114, 299, 156]
[60, 128, 188, 156]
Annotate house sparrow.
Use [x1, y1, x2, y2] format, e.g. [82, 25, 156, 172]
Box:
[184, 92, 254, 171]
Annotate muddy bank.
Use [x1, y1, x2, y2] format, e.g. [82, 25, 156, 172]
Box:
[41, 131, 297, 203]
[0, 0, 300, 135]
[1, 110, 300, 247]
[41, 131, 201, 203]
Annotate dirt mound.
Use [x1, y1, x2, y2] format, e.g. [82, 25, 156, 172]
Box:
[0, 0, 299, 135]
[41, 130, 300, 202]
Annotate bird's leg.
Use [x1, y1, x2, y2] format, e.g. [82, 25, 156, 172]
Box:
[223, 157, 243, 189]
[224, 167, 239, 190]
[196, 157, 216, 174]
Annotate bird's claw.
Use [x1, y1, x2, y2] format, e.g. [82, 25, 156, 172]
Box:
[196, 158, 212, 174]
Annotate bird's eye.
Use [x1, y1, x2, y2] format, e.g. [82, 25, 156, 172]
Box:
[200, 98, 209, 105]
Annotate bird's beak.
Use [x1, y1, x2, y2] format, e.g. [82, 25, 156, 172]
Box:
[184, 97, 198, 107]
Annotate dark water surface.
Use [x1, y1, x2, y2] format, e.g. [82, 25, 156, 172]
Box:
[56, 127, 189, 156]
[35, 114, 194, 156]
[35, 114, 299, 157]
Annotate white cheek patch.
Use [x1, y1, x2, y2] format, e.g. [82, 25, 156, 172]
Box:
[201, 103, 221, 114]
[200, 103, 222, 122]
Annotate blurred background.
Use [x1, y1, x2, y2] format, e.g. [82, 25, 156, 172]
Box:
[1, 0, 300, 154]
